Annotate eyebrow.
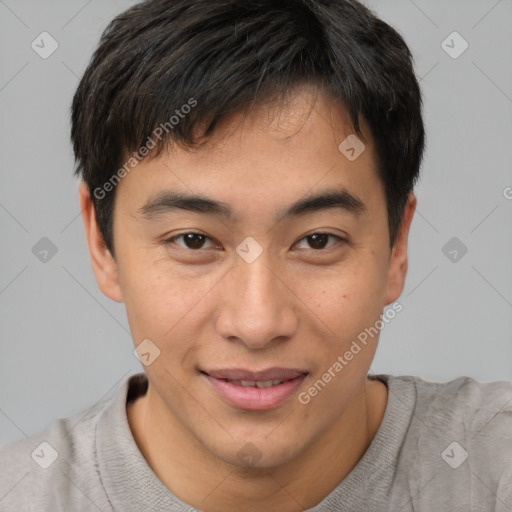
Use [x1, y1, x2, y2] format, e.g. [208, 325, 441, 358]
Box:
[137, 188, 367, 222]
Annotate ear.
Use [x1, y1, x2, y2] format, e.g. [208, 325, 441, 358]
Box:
[79, 182, 123, 302]
[383, 192, 417, 306]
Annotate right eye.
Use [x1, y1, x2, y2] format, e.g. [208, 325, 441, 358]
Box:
[163, 232, 217, 251]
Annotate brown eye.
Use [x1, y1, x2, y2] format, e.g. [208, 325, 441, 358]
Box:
[182, 233, 207, 249]
[294, 233, 343, 251]
[307, 233, 329, 250]
[165, 232, 215, 250]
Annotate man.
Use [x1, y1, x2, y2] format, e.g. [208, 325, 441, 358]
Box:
[1, 0, 511, 510]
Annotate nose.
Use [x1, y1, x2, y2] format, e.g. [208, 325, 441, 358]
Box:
[215, 251, 298, 349]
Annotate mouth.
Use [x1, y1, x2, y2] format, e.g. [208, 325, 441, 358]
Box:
[201, 367, 309, 411]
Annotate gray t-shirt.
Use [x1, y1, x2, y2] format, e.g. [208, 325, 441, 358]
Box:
[1, 372, 511, 511]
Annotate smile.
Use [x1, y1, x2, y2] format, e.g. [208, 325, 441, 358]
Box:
[230, 380, 284, 388]
[201, 368, 308, 411]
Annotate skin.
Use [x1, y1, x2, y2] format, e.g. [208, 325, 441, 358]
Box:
[80, 84, 416, 512]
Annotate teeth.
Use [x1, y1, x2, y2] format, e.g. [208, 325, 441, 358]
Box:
[256, 380, 279, 388]
[234, 380, 284, 388]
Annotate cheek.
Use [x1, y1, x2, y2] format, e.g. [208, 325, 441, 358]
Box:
[117, 249, 218, 345]
[299, 256, 387, 337]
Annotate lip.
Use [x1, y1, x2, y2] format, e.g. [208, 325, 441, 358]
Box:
[205, 367, 307, 381]
[202, 367, 308, 411]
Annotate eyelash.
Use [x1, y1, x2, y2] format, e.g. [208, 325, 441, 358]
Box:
[162, 231, 346, 252]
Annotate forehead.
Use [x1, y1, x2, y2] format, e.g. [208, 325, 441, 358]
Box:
[116, 85, 384, 220]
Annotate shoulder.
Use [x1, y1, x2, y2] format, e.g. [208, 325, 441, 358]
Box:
[382, 373, 512, 431]
[0, 395, 113, 511]
[409, 375, 512, 435]
[394, 374, 512, 460]
[385, 374, 512, 510]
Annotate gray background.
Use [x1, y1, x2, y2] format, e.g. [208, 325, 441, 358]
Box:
[0, 0, 511, 447]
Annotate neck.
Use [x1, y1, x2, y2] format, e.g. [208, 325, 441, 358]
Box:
[127, 377, 387, 512]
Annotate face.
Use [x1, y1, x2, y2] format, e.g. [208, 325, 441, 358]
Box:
[83, 85, 412, 469]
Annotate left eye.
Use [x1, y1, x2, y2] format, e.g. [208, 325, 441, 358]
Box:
[294, 233, 343, 250]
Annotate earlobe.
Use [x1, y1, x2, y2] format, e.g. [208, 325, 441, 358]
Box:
[79, 182, 124, 303]
[383, 192, 417, 306]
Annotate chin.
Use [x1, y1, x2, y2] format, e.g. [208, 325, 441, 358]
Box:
[203, 430, 310, 470]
